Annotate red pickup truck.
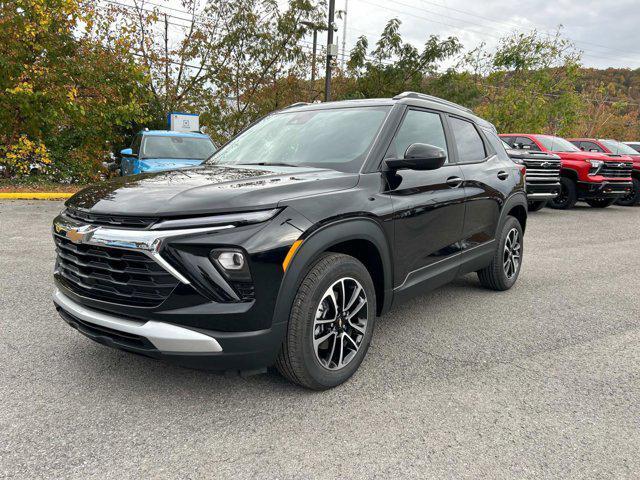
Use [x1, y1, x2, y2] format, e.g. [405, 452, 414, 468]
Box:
[567, 138, 640, 206]
[500, 134, 633, 209]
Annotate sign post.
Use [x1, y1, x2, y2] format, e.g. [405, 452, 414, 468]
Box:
[168, 113, 199, 132]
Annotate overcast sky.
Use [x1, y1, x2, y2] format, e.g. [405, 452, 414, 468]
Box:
[154, 0, 640, 70]
[325, 0, 640, 70]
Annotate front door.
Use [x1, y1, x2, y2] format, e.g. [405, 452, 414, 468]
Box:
[384, 108, 466, 296]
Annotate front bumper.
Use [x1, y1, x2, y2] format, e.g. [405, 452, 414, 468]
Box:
[54, 289, 286, 371]
[577, 181, 632, 199]
[526, 181, 560, 200]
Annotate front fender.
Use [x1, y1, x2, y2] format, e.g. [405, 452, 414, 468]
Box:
[271, 217, 394, 327]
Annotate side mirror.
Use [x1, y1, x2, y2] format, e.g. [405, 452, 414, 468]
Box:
[385, 143, 447, 171]
[120, 148, 135, 158]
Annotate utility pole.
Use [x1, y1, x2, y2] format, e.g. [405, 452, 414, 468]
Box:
[311, 28, 318, 84]
[340, 0, 348, 70]
[301, 21, 327, 101]
[324, 0, 337, 102]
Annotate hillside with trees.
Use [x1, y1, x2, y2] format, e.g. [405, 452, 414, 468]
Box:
[1, 0, 639, 184]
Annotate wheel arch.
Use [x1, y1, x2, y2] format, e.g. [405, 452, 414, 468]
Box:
[499, 192, 528, 233]
[272, 217, 394, 327]
[560, 168, 579, 182]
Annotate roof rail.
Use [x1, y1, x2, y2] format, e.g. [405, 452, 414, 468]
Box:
[283, 102, 310, 110]
[393, 91, 473, 114]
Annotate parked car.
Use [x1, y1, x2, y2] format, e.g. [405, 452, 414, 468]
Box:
[501, 140, 561, 211]
[52, 92, 527, 389]
[623, 142, 640, 153]
[500, 134, 633, 209]
[567, 138, 640, 206]
[119, 130, 217, 175]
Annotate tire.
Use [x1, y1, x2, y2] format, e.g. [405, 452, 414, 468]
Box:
[585, 198, 615, 208]
[527, 200, 547, 212]
[477, 216, 523, 291]
[548, 177, 577, 210]
[615, 177, 640, 206]
[276, 252, 376, 390]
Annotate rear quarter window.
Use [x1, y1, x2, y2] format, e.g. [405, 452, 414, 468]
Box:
[449, 117, 486, 162]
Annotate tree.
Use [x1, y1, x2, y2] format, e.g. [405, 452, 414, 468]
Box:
[109, 0, 323, 143]
[472, 29, 584, 135]
[0, 0, 150, 180]
[345, 18, 461, 99]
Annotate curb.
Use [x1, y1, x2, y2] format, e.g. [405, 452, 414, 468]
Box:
[0, 192, 74, 200]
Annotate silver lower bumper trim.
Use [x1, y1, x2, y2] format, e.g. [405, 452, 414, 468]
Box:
[527, 192, 559, 199]
[53, 289, 222, 353]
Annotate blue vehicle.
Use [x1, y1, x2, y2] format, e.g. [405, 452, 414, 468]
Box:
[119, 130, 217, 175]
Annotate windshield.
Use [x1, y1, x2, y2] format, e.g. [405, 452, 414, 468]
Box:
[141, 136, 216, 160]
[599, 139, 639, 155]
[535, 136, 580, 152]
[207, 106, 391, 173]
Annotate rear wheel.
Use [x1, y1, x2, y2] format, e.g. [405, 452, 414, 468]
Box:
[548, 177, 577, 210]
[585, 198, 615, 208]
[615, 178, 640, 206]
[276, 253, 376, 390]
[477, 216, 523, 291]
[527, 200, 547, 212]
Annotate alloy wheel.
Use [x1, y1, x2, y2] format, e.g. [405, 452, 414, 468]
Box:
[503, 228, 521, 279]
[313, 277, 368, 370]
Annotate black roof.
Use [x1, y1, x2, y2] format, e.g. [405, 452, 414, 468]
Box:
[281, 92, 494, 131]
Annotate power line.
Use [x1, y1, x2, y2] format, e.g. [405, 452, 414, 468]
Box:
[412, 0, 640, 57]
[354, 0, 640, 65]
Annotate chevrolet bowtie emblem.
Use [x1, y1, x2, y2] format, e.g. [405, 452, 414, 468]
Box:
[61, 225, 98, 244]
[540, 162, 551, 168]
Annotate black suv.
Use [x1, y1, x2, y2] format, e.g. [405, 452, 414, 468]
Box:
[52, 92, 527, 389]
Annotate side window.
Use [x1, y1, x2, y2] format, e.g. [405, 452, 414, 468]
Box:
[387, 109, 448, 162]
[130, 134, 142, 155]
[449, 116, 486, 163]
[501, 136, 516, 147]
[581, 141, 603, 152]
[516, 136, 540, 151]
[484, 130, 511, 162]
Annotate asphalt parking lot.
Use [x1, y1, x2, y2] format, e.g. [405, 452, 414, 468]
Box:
[1, 200, 639, 479]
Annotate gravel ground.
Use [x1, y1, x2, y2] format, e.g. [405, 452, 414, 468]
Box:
[1, 200, 639, 479]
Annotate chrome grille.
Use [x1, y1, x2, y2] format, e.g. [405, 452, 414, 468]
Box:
[523, 159, 561, 183]
[54, 233, 179, 307]
[600, 162, 633, 178]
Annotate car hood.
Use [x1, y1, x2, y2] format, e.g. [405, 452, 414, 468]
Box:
[66, 164, 359, 216]
[136, 158, 205, 172]
[551, 151, 632, 162]
[505, 149, 560, 161]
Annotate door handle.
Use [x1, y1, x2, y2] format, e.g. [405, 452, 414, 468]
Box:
[446, 176, 463, 188]
[497, 171, 509, 180]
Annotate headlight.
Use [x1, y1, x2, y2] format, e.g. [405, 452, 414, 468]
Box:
[587, 159, 604, 175]
[151, 208, 280, 230]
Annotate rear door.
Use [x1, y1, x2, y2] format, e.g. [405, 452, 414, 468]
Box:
[385, 108, 466, 293]
[447, 116, 505, 249]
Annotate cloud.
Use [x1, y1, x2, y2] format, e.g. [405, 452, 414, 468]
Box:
[335, 0, 640, 69]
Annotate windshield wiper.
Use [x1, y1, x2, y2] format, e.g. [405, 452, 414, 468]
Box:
[240, 162, 301, 168]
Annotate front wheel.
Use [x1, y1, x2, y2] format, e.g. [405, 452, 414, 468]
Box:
[477, 216, 523, 291]
[527, 200, 547, 212]
[615, 178, 640, 206]
[276, 253, 376, 390]
[585, 198, 615, 208]
[548, 177, 577, 210]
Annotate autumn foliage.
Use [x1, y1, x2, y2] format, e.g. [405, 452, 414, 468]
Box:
[1, 1, 639, 183]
